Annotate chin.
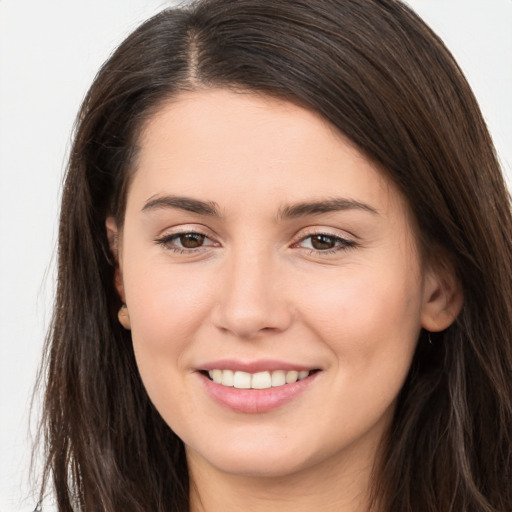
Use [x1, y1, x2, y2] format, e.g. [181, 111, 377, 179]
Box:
[185, 431, 327, 479]
[196, 452, 311, 479]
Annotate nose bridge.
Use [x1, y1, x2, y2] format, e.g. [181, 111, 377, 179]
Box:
[213, 241, 291, 338]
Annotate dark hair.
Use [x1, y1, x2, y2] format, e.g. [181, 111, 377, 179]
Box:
[39, 0, 512, 510]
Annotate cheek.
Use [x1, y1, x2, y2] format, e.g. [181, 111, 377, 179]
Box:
[299, 261, 423, 387]
[304, 262, 421, 333]
[125, 259, 215, 340]
[122, 257, 217, 401]
[123, 263, 220, 431]
[291, 267, 422, 443]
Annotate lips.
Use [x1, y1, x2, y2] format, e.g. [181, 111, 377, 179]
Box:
[197, 360, 320, 413]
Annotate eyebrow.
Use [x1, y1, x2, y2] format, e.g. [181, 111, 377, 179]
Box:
[142, 195, 221, 216]
[278, 198, 378, 219]
[141, 194, 378, 219]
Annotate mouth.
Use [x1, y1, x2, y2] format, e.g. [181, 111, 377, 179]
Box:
[197, 360, 322, 413]
[201, 369, 318, 389]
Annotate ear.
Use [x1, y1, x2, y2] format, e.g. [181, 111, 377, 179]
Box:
[106, 216, 126, 303]
[118, 304, 131, 330]
[421, 259, 463, 332]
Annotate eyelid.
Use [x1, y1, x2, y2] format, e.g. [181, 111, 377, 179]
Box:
[292, 226, 356, 243]
[291, 227, 358, 253]
[155, 223, 219, 240]
[154, 224, 221, 251]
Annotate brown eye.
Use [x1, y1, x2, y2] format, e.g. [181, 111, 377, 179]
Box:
[179, 233, 206, 248]
[296, 232, 356, 253]
[310, 234, 337, 250]
[155, 231, 218, 253]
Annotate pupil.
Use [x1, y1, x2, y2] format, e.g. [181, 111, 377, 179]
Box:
[180, 233, 205, 248]
[311, 234, 335, 250]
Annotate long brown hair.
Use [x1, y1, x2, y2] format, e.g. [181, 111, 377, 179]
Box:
[39, 1, 512, 510]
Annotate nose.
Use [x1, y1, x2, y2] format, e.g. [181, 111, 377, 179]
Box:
[211, 250, 293, 339]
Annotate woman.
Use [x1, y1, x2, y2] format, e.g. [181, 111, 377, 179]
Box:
[38, 0, 512, 510]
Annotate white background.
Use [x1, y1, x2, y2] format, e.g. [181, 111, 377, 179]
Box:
[0, 1, 511, 511]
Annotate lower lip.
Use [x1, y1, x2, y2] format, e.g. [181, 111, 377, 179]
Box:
[199, 372, 319, 414]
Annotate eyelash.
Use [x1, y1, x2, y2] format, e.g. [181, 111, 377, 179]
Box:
[154, 231, 357, 255]
[155, 231, 216, 254]
[294, 232, 357, 255]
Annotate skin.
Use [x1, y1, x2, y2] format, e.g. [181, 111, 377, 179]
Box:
[108, 89, 461, 512]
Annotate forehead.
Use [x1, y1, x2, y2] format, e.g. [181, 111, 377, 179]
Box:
[130, 88, 407, 220]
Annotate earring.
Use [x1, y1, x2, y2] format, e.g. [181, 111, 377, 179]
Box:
[118, 304, 131, 330]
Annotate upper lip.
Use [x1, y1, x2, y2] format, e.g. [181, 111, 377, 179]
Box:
[199, 359, 318, 373]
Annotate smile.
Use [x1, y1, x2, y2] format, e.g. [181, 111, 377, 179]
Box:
[207, 369, 311, 389]
[200, 367, 320, 413]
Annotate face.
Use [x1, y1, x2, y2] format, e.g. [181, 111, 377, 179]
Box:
[111, 89, 450, 480]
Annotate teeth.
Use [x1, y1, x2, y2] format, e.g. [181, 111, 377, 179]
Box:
[271, 370, 286, 387]
[233, 371, 251, 389]
[252, 371, 272, 389]
[221, 369, 234, 387]
[207, 369, 311, 389]
[211, 369, 222, 384]
[285, 370, 298, 383]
